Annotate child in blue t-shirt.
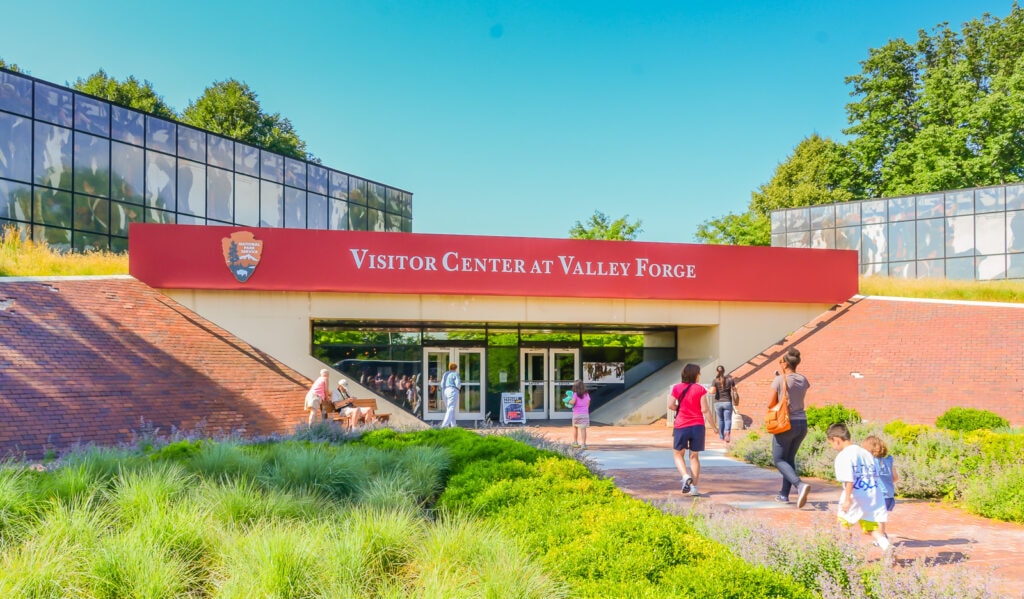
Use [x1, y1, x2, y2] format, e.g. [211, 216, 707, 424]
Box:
[827, 423, 892, 555]
[863, 435, 898, 542]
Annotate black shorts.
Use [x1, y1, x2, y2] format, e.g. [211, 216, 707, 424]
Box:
[673, 425, 706, 452]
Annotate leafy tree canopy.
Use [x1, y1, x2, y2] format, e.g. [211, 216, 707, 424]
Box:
[0, 58, 23, 72]
[697, 3, 1024, 246]
[72, 69, 176, 119]
[569, 211, 643, 241]
[182, 79, 309, 160]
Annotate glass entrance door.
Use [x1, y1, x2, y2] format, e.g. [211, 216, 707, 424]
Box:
[423, 348, 485, 423]
[519, 348, 579, 420]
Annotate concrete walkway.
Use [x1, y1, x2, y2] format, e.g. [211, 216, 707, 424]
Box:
[529, 422, 1024, 599]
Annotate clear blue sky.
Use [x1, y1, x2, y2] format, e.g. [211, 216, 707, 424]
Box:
[1, 1, 1008, 242]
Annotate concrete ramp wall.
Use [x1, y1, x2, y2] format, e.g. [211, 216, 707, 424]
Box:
[591, 358, 716, 425]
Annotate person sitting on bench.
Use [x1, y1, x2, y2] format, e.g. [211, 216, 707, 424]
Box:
[331, 379, 376, 428]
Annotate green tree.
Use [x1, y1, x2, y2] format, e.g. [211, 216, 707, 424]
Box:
[568, 211, 643, 240]
[695, 211, 770, 246]
[181, 79, 309, 160]
[0, 58, 24, 72]
[72, 69, 176, 119]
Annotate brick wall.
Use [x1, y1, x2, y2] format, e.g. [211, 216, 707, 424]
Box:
[731, 297, 1024, 427]
[0, 277, 310, 459]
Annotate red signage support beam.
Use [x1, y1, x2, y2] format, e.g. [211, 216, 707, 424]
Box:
[129, 224, 858, 304]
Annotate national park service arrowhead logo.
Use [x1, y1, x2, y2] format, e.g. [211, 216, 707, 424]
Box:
[222, 231, 263, 283]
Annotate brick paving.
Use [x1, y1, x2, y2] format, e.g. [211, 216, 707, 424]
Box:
[531, 422, 1024, 599]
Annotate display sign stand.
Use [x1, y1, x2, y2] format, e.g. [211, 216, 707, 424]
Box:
[500, 392, 526, 425]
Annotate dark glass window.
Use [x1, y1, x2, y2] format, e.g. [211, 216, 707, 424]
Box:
[112, 106, 145, 146]
[329, 198, 347, 230]
[0, 112, 31, 182]
[73, 133, 110, 198]
[0, 71, 33, 116]
[260, 150, 283, 183]
[33, 224, 71, 251]
[308, 165, 328, 195]
[307, 193, 328, 229]
[260, 180, 283, 227]
[235, 143, 259, 176]
[285, 157, 306, 189]
[235, 174, 259, 226]
[110, 201, 143, 236]
[111, 142, 144, 204]
[367, 182, 385, 210]
[145, 151, 176, 211]
[178, 160, 206, 217]
[284, 187, 306, 228]
[178, 126, 206, 162]
[34, 122, 72, 190]
[74, 94, 109, 136]
[34, 82, 72, 126]
[208, 135, 233, 169]
[207, 167, 233, 222]
[0, 178, 31, 221]
[145, 116, 176, 154]
[349, 204, 367, 230]
[74, 194, 110, 234]
[33, 188, 72, 228]
[329, 170, 348, 200]
[349, 177, 366, 205]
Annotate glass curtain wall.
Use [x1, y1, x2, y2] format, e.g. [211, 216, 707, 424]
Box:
[770, 184, 1024, 280]
[312, 322, 676, 420]
[0, 68, 413, 252]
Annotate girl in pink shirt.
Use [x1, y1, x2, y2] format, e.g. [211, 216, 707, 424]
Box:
[570, 380, 591, 449]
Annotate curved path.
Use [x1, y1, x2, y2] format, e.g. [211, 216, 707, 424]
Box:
[530, 423, 1024, 599]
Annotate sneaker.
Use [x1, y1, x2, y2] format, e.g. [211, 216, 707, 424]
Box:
[580, 444, 587, 450]
[688, 485, 700, 497]
[571, 443, 580, 448]
[681, 476, 693, 494]
[773, 495, 790, 503]
[796, 483, 811, 508]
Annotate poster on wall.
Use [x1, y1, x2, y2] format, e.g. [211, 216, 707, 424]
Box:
[584, 362, 625, 384]
[500, 392, 526, 425]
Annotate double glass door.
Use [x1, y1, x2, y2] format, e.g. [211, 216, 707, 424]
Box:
[520, 348, 579, 420]
[423, 348, 485, 422]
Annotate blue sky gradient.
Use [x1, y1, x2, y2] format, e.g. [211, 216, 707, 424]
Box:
[1, 1, 1008, 242]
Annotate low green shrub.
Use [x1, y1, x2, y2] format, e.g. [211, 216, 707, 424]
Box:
[959, 460, 1024, 522]
[805, 404, 861, 430]
[935, 407, 1009, 432]
[882, 420, 928, 445]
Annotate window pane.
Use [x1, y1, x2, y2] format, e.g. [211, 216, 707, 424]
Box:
[786, 207, 809, 231]
[0, 70, 33, 116]
[74, 194, 109, 234]
[34, 122, 72, 190]
[330, 170, 348, 200]
[977, 255, 1006, 280]
[110, 236, 129, 253]
[888, 197, 914, 221]
[111, 142, 144, 204]
[786, 231, 809, 247]
[207, 167, 233, 222]
[1007, 184, 1024, 211]
[285, 157, 306, 189]
[0, 178, 31, 221]
[235, 174, 259, 226]
[367, 182, 385, 210]
[260, 181, 283, 227]
[34, 82, 72, 126]
[945, 190, 974, 216]
[770, 211, 785, 234]
[386, 212, 402, 232]
[145, 116, 176, 154]
[810, 204, 835, 229]
[884, 221, 917, 260]
[73, 94, 109, 136]
[350, 177, 366, 205]
[349, 203, 367, 230]
[890, 262, 915, 279]
[916, 218, 944, 259]
[1008, 211, 1024, 252]
[1008, 254, 1024, 279]
[307, 193, 328, 229]
[145, 151, 176, 211]
[811, 228, 834, 249]
[33, 224, 71, 251]
[177, 214, 205, 225]
[917, 259, 943, 278]
[836, 226, 860, 251]
[862, 199, 886, 223]
[73, 133, 110, 198]
[112, 106, 145, 145]
[770, 233, 785, 247]
[862, 262, 887, 276]
[946, 256, 974, 280]
[308, 165, 328, 195]
[836, 202, 861, 226]
[74, 231, 109, 252]
[401, 191, 412, 218]
[368, 207, 385, 232]
[386, 187, 401, 214]
[177, 126, 206, 162]
[235, 143, 259, 176]
[208, 135, 233, 169]
[329, 198, 347, 230]
[34, 188, 72, 227]
[110, 200, 143, 236]
[260, 150, 283, 183]
[284, 187, 306, 228]
[401, 217, 412, 232]
[916, 194, 944, 218]
[146, 207, 174, 224]
[178, 160, 206, 217]
[946, 215, 974, 257]
[861, 223, 886, 264]
[976, 187, 1004, 213]
[0, 112, 31, 182]
[976, 212, 1005, 255]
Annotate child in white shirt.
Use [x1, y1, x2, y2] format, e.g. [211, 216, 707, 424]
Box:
[827, 423, 892, 556]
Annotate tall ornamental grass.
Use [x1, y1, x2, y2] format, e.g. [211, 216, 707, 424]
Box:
[0, 225, 127, 276]
[859, 275, 1024, 303]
